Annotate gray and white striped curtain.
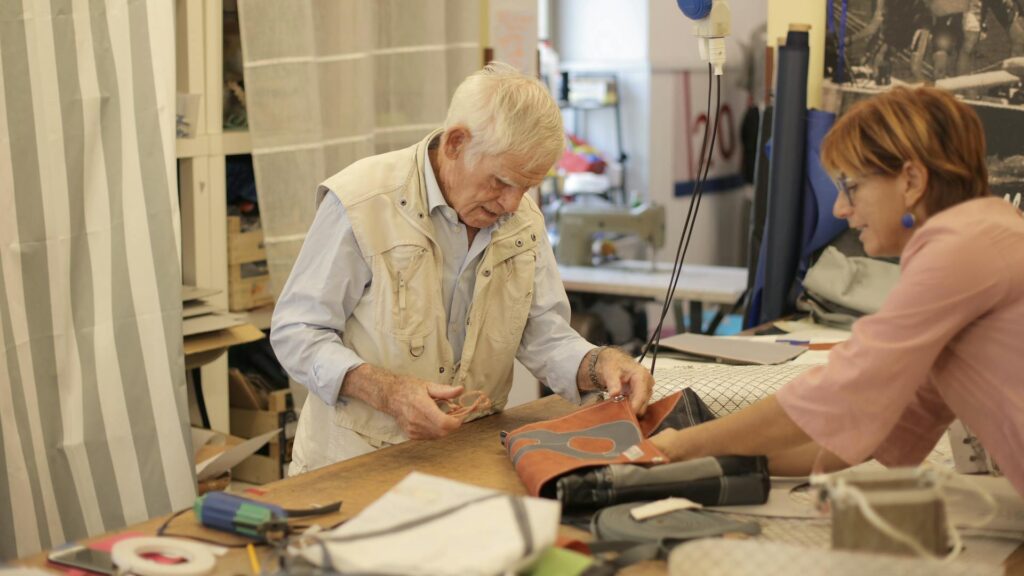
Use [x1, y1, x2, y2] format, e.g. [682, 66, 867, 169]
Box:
[237, 0, 482, 296]
[0, 0, 194, 560]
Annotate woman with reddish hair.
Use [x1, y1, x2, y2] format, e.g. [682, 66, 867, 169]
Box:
[652, 87, 1024, 496]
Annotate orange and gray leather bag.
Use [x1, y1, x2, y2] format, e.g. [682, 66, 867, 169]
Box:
[502, 389, 769, 512]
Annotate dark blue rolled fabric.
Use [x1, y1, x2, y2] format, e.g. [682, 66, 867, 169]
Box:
[744, 105, 774, 328]
[760, 29, 810, 324]
[746, 227, 768, 328]
[801, 109, 848, 263]
[747, 110, 847, 327]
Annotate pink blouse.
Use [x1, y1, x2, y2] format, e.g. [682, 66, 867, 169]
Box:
[777, 197, 1024, 495]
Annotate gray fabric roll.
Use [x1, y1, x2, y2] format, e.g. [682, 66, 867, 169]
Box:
[608, 457, 724, 487]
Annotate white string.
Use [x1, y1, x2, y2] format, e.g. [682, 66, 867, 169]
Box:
[1004, 192, 1021, 212]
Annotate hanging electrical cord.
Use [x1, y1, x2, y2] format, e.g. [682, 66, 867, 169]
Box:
[639, 64, 714, 365]
[640, 69, 715, 367]
[639, 65, 713, 363]
[654, 72, 723, 372]
[667, 74, 723, 326]
[640, 67, 723, 376]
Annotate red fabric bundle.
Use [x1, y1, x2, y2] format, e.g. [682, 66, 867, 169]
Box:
[504, 393, 682, 497]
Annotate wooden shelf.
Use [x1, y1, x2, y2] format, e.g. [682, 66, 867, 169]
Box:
[176, 0, 234, 432]
[219, 129, 252, 156]
[177, 130, 251, 159]
[176, 135, 209, 159]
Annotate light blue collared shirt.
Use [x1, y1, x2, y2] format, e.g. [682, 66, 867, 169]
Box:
[270, 144, 593, 407]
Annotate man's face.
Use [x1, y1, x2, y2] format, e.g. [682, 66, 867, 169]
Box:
[438, 129, 549, 229]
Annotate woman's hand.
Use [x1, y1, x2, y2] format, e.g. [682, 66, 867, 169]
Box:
[648, 396, 814, 464]
[650, 428, 687, 461]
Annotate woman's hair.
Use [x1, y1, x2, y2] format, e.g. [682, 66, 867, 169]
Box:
[821, 86, 989, 215]
[444, 61, 564, 175]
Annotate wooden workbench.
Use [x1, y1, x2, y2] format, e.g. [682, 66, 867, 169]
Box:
[19, 394, 1024, 575]
[20, 396, 584, 574]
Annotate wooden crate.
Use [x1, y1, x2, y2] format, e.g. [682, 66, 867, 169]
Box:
[229, 265, 273, 312]
[230, 389, 297, 483]
[228, 215, 274, 311]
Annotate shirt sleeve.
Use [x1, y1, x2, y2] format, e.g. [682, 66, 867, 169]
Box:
[515, 231, 594, 404]
[269, 193, 372, 406]
[776, 223, 1006, 466]
[872, 377, 955, 467]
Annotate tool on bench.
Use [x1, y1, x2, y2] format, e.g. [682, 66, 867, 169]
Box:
[194, 491, 342, 540]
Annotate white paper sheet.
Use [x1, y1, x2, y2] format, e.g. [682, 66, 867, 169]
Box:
[299, 472, 561, 576]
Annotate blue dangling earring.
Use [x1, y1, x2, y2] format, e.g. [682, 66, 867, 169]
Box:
[901, 212, 917, 229]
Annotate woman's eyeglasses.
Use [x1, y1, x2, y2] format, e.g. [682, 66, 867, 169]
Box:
[837, 170, 893, 207]
[837, 175, 860, 207]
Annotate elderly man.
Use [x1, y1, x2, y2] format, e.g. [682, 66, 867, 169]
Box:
[272, 62, 654, 475]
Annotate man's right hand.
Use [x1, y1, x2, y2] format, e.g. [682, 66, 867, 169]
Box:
[341, 363, 466, 440]
[384, 377, 465, 440]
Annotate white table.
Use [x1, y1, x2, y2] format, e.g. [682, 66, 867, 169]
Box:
[558, 260, 748, 334]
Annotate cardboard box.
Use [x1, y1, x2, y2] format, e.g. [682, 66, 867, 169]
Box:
[230, 383, 299, 481]
[230, 408, 297, 466]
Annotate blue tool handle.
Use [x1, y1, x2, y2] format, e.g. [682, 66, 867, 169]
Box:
[195, 491, 286, 536]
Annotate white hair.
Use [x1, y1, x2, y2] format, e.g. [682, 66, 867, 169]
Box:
[444, 62, 564, 174]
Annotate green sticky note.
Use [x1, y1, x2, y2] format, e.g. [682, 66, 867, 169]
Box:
[525, 546, 594, 576]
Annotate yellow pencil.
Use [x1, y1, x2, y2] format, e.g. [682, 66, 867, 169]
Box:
[247, 542, 261, 575]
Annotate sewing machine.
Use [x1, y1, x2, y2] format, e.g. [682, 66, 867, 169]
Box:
[555, 202, 666, 266]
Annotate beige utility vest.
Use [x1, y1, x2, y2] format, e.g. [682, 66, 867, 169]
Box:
[303, 129, 547, 447]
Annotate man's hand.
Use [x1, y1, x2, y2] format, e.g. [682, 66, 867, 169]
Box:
[341, 364, 464, 440]
[597, 348, 655, 416]
[578, 347, 654, 416]
[384, 378, 465, 440]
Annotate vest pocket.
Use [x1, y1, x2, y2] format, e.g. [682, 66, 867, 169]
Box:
[488, 250, 536, 342]
[378, 244, 435, 340]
